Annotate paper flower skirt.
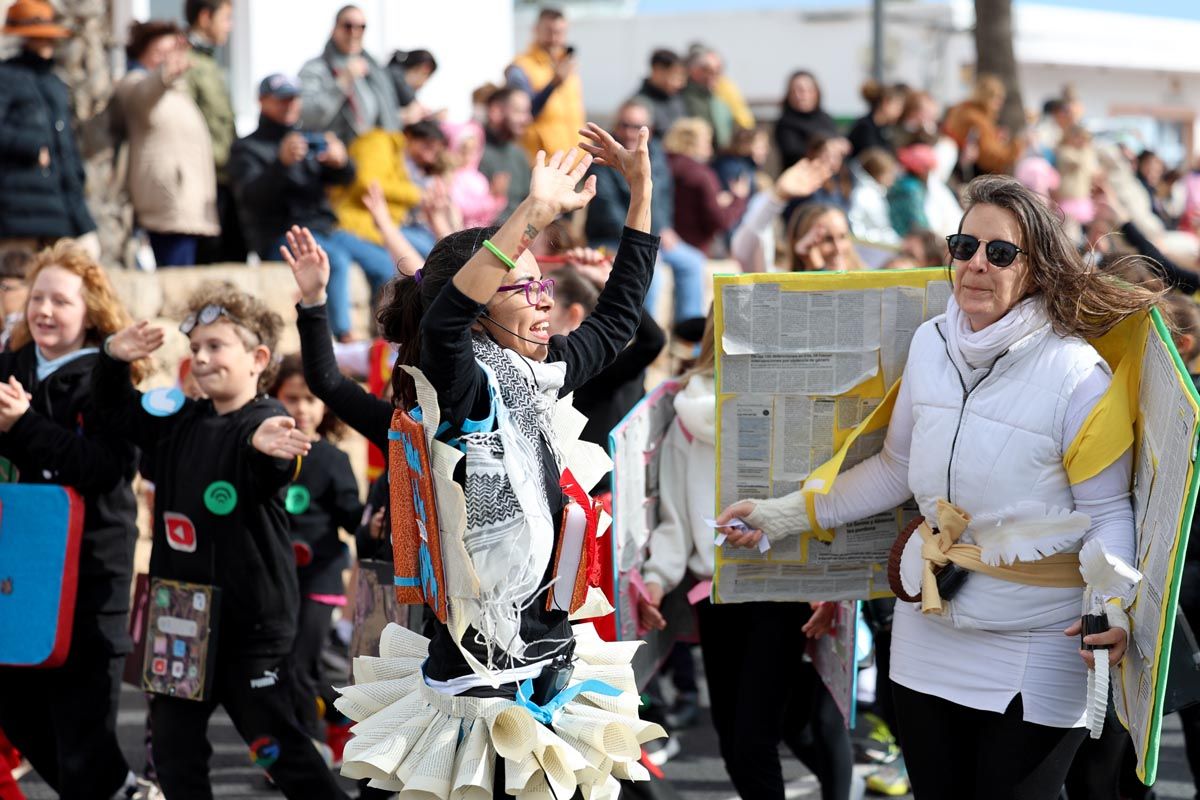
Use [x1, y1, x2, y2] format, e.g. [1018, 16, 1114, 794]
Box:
[336, 622, 666, 800]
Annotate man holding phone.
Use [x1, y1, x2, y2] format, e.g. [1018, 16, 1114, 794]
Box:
[506, 6, 585, 161]
[229, 74, 395, 341]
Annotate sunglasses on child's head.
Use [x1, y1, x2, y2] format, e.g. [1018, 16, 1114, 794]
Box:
[180, 304, 254, 339]
[945, 233, 1026, 269]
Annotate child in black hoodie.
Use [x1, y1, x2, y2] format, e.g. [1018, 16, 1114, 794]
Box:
[0, 242, 144, 799]
[96, 283, 349, 800]
[270, 354, 363, 744]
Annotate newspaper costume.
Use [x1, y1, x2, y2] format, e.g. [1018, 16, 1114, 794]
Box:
[336, 346, 664, 798]
[746, 295, 1142, 736]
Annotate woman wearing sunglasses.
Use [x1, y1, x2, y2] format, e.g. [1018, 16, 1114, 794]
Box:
[284, 122, 664, 798]
[719, 174, 1155, 799]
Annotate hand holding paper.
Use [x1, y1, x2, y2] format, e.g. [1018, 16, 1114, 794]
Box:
[709, 508, 771, 553]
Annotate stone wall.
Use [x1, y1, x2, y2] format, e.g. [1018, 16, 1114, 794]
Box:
[55, 0, 136, 269]
[106, 262, 374, 386]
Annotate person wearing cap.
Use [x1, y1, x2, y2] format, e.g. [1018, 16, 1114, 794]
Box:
[0, 0, 97, 253]
[115, 19, 218, 267]
[298, 5, 397, 147]
[229, 74, 395, 341]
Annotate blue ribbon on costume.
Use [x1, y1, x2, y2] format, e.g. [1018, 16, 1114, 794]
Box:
[418, 541, 439, 609]
[515, 678, 623, 725]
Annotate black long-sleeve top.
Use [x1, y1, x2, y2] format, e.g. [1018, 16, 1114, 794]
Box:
[287, 438, 363, 597]
[297, 226, 659, 686]
[573, 310, 666, 494]
[0, 345, 138, 654]
[94, 353, 302, 656]
[1117, 221, 1200, 295]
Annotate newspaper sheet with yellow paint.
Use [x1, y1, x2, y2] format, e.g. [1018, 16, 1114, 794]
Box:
[713, 268, 949, 603]
[713, 270, 1199, 784]
[1113, 310, 1200, 784]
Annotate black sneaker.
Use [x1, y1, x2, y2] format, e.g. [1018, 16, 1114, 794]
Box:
[665, 691, 700, 730]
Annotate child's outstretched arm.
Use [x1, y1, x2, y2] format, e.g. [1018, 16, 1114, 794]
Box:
[282, 225, 394, 449]
[94, 321, 179, 455]
[243, 415, 313, 498]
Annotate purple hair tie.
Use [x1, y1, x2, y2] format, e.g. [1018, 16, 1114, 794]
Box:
[413, 268, 424, 284]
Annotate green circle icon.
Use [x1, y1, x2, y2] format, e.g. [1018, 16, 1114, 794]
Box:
[155, 586, 170, 608]
[285, 485, 311, 515]
[203, 481, 238, 516]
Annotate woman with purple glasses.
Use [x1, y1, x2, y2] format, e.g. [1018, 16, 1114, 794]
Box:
[283, 122, 665, 798]
[718, 174, 1155, 799]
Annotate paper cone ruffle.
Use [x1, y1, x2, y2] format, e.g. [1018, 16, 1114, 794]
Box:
[335, 622, 665, 799]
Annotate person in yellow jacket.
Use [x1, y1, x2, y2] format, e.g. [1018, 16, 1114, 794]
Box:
[506, 7, 585, 161]
[330, 128, 422, 248]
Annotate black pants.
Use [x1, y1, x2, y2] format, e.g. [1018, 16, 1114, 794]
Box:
[195, 183, 247, 265]
[1063, 709, 1139, 800]
[1176, 559, 1200, 798]
[151, 649, 348, 800]
[0, 642, 130, 799]
[697, 599, 851, 800]
[293, 598, 335, 741]
[893, 683, 1086, 800]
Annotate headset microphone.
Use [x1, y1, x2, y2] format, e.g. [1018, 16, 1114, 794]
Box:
[480, 313, 549, 347]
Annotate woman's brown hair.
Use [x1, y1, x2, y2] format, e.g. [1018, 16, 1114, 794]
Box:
[11, 241, 150, 382]
[959, 175, 1161, 339]
[784, 204, 866, 272]
[683, 304, 717, 384]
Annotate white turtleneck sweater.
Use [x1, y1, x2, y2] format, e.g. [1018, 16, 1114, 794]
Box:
[642, 375, 718, 592]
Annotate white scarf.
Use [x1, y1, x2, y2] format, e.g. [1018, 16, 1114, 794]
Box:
[944, 294, 1050, 371]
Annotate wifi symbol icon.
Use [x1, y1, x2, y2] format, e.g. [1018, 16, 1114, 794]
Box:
[204, 481, 238, 516]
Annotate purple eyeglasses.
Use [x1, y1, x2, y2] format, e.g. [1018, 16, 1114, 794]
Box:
[495, 278, 555, 307]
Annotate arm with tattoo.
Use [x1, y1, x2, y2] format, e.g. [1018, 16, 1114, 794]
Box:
[451, 150, 597, 305]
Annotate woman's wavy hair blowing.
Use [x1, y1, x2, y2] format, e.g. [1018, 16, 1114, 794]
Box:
[377, 226, 499, 409]
[960, 175, 1161, 339]
[12, 241, 151, 382]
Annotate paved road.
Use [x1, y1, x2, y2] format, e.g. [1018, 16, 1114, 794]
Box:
[12, 681, 1199, 799]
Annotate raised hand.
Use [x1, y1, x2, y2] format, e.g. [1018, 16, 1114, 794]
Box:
[775, 157, 833, 201]
[280, 225, 330, 305]
[107, 320, 165, 363]
[251, 416, 313, 460]
[528, 149, 597, 216]
[362, 181, 392, 228]
[0, 376, 29, 433]
[578, 122, 651, 188]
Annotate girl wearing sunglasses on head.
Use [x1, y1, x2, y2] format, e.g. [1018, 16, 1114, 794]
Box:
[718, 174, 1156, 800]
[283, 123, 665, 799]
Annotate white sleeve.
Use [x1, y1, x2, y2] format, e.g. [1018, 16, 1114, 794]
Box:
[1065, 365, 1136, 571]
[814, 374, 915, 529]
[744, 377, 915, 540]
[642, 421, 692, 593]
[730, 192, 784, 274]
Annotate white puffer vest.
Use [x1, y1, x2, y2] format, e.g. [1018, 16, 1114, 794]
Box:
[901, 314, 1107, 629]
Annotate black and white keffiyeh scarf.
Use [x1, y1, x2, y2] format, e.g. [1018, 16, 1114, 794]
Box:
[460, 333, 567, 667]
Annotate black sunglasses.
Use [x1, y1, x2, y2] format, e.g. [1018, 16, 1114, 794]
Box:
[946, 233, 1025, 269]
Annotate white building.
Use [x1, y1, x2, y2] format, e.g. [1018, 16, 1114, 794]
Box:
[526, 0, 1200, 164]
